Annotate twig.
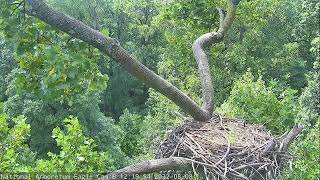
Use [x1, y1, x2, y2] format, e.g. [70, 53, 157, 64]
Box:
[215, 139, 231, 166]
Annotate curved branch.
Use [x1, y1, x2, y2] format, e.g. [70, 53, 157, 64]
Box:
[192, 0, 237, 114]
[23, 0, 211, 121]
[101, 157, 192, 180]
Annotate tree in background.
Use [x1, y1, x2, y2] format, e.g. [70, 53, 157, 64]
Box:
[218, 71, 298, 133]
[48, 0, 164, 119]
[0, 115, 34, 172]
[0, 37, 16, 102]
[0, 113, 113, 174]
[0, 6, 125, 168]
[287, 48, 319, 179]
[36, 116, 114, 173]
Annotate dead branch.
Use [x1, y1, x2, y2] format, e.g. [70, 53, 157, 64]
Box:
[279, 124, 304, 152]
[100, 157, 192, 180]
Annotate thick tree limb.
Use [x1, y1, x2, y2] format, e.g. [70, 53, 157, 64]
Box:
[23, 0, 211, 121]
[192, 0, 237, 114]
[100, 157, 192, 180]
[280, 124, 304, 152]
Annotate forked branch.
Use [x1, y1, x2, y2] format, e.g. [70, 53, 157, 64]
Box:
[22, 0, 238, 121]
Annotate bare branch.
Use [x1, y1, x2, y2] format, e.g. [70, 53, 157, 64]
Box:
[280, 124, 304, 152]
[23, 0, 211, 121]
[192, 0, 237, 115]
[217, 8, 226, 30]
[100, 157, 192, 180]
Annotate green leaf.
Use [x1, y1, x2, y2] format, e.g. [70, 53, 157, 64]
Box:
[101, 29, 109, 37]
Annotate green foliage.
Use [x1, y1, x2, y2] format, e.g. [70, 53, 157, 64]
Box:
[36, 116, 114, 173]
[0, 38, 16, 101]
[155, 0, 311, 107]
[0, 114, 114, 173]
[3, 89, 124, 162]
[0, 101, 3, 112]
[49, 0, 163, 119]
[218, 71, 298, 133]
[102, 67, 148, 119]
[15, 45, 108, 104]
[288, 121, 320, 179]
[1, 0, 109, 105]
[140, 89, 184, 155]
[297, 62, 320, 126]
[0, 114, 33, 172]
[285, 62, 320, 179]
[118, 109, 143, 158]
[1, 0, 123, 161]
[0, 0, 319, 176]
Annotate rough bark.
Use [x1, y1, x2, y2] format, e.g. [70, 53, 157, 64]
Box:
[280, 124, 304, 151]
[192, 0, 237, 114]
[24, 0, 210, 121]
[101, 157, 192, 180]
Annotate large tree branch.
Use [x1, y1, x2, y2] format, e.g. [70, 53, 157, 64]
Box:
[23, 0, 211, 121]
[192, 0, 237, 114]
[280, 124, 304, 152]
[101, 157, 192, 180]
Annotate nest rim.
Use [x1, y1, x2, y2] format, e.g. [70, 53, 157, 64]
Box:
[156, 115, 291, 180]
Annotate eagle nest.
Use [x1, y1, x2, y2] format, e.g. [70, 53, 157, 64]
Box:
[156, 115, 301, 180]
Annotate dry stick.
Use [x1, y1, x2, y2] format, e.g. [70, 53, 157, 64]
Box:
[185, 131, 230, 179]
[273, 153, 280, 176]
[170, 134, 183, 157]
[203, 166, 210, 180]
[170, 141, 181, 157]
[182, 140, 224, 177]
[247, 163, 271, 180]
[186, 157, 224, 175]
[215, 114, 231, 166]
[191, 161, 198, 177]
[261, 139, 276, 155]
[234, 163, 266, 171]
[183, 140, 217, 168]
[229, 147, 250, 157]
[215, 140, 231, 166]
[242, 162, 268, 180]
[227, 167, 249, 180]
[224, 160, 228, 177]
[185, 132, 210, 155]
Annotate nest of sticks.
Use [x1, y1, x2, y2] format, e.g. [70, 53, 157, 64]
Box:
[156, 115, 294, 180]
